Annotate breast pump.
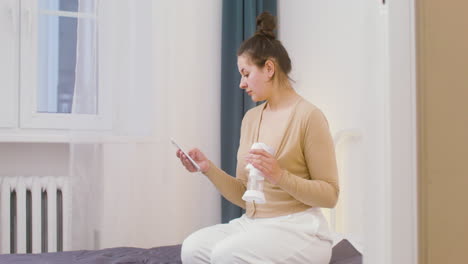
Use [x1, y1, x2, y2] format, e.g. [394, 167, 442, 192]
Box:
[242, 142, 275, 204]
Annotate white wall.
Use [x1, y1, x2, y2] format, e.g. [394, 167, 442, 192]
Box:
[0, 143, 69, 177]
[279, 1, 417, 263]
[279, 0, 391, 262]
[388, 0, 418, 263]
[94, 0, 222, 249]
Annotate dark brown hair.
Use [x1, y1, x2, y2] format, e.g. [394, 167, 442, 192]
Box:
[237, 12, 292, 82]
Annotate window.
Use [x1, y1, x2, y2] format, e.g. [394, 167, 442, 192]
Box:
[38, 0, 97, 114]
[20, 0, 111, 130]
[1, 0, 151, 133]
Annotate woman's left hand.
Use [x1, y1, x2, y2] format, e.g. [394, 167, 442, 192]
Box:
[245, 149, 283, 185]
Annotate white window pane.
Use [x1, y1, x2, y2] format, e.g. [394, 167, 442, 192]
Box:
[37, 14, 97, 114]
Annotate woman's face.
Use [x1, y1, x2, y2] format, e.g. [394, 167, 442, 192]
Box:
[237, 55, 271, 102]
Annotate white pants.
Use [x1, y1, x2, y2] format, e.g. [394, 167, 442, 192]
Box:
[181, 208, 333, 264]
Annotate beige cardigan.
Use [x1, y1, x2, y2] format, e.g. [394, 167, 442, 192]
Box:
[204, 97, 340, 218]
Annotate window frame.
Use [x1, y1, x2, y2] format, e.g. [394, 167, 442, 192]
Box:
[0, 0, 19, 128]
[19, 0, 111, 130]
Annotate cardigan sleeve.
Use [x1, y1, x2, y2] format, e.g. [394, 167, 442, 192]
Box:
[201, 113, 251, 209]
[203, 160, 247, 209]
[276, 108, 340, 208]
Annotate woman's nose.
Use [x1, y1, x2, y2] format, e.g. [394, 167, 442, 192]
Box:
[239, 80, 247, 89]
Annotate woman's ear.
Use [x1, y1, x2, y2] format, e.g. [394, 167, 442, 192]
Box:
[265, 59, 275, 79]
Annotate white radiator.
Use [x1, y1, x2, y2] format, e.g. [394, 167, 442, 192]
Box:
[0, 176, 71, 254]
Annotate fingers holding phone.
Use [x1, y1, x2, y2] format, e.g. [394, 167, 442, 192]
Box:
[177, 148, 209, 173]
[172, 138, 209, 173]
[177, 149, 198, 172]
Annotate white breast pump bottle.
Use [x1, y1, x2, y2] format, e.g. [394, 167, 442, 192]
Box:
[242, 142, 275, 204]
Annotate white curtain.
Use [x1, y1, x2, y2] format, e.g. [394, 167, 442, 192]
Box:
[72, 0, 97, 115]
[68, 143, 102, 250]
[69, 0, 100, 250]
[69, 0, 156, 250]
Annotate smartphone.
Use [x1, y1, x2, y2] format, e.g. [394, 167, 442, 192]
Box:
[170, 138, 201, 172]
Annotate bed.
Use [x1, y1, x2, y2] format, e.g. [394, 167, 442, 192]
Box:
[0, 239, 361, 264]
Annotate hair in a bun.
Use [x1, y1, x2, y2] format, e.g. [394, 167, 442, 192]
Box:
[238, 11, 292, 84]
[255, 11, 276, 39]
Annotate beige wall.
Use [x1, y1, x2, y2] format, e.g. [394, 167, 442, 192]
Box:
[417, 0, 468, 263]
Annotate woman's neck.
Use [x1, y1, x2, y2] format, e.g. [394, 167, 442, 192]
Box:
[265, 82, 299, 112]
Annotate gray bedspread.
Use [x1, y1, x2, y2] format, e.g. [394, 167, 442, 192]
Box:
[0, 245, 182, 264]
[0, 239, 362, 264]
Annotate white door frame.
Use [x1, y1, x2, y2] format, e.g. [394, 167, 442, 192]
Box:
[388, 0, 418, 263]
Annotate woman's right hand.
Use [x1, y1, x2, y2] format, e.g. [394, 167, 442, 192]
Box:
[176, 148, 210, 173]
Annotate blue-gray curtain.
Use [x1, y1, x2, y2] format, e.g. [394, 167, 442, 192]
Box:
[220, 0, 277, 223]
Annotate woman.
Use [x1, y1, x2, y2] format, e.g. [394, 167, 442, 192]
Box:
[177, 12, 339, 264]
